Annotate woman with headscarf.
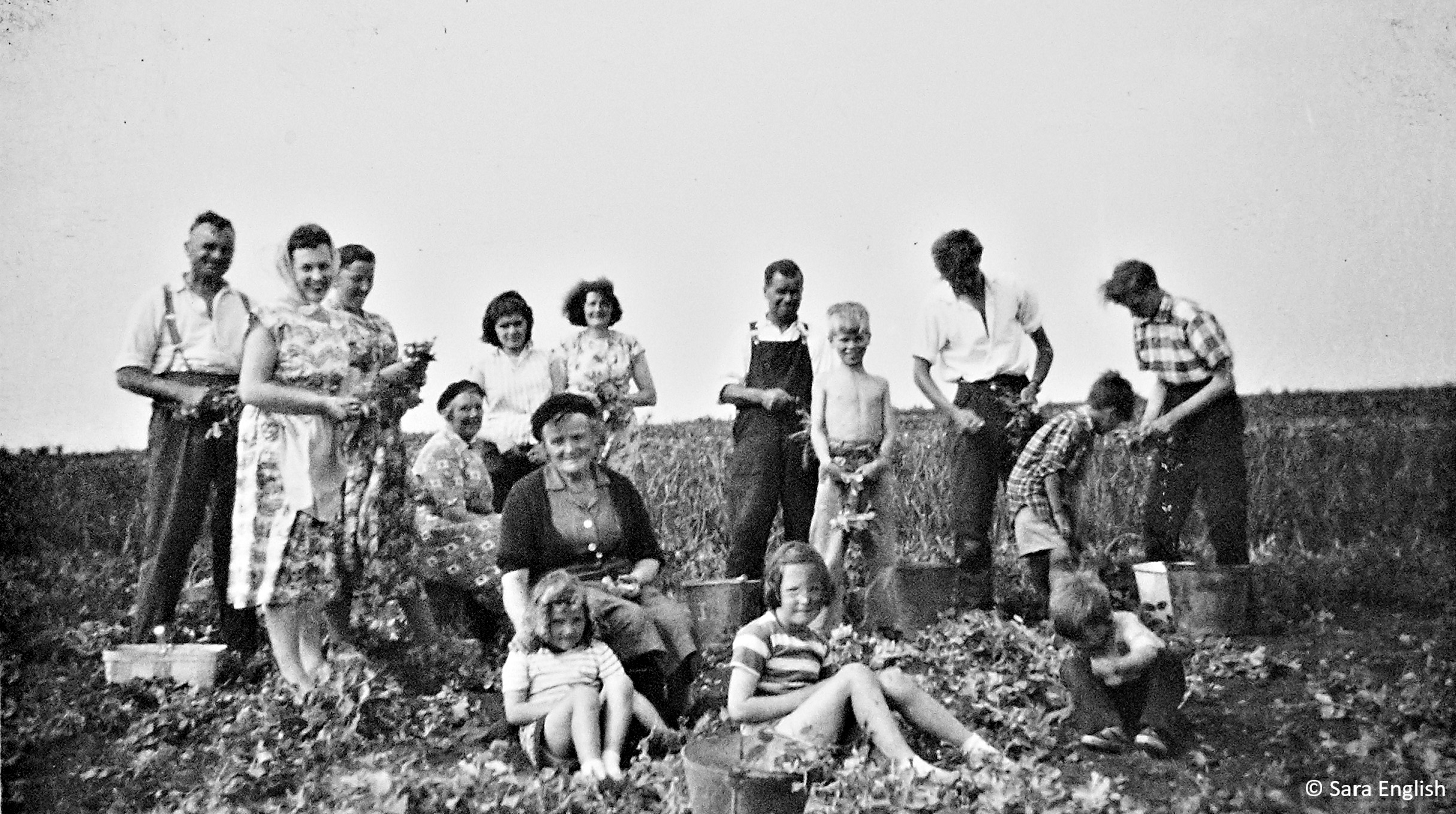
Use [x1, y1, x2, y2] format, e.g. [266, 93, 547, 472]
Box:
[230, 223, 361, 691]
[411, 380, 509, 646]
[551, 278, 657, 483]
[327, 244, 438, 646]
[499, 393, 698, 724]
[467, 290, 552, 510]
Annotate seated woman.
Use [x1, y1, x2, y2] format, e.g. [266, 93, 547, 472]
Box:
[411, 380, 509, 646]
[499, 393, 697, 723]
[468, 290, 552, 511]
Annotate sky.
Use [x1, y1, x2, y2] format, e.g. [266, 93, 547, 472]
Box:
[2, 1, 1454, 451]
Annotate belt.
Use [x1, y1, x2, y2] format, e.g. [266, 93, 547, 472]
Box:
[956, 373, 1029, 393]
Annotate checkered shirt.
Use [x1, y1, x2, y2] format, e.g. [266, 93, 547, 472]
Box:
[1133, 295, 1234, 384]
[1006, 405, 1096, 523]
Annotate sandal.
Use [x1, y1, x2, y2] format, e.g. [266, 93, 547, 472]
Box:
[1134, 727, 1169, 758]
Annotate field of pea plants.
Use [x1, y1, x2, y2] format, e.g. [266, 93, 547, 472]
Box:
[2, 386, 1453, 813]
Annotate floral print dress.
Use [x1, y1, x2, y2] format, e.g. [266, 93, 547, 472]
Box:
[411, 429, 502, 598]
[556, 329, 645, 479]
[337, 308, 424, 606]
[229, 304, 353, 609]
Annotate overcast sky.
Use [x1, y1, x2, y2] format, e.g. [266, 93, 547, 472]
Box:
[2, 1, 1453, 451]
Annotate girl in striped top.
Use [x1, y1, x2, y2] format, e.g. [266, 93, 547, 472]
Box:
[502, 570, 671, 782]
[727, 542, 1002, 783]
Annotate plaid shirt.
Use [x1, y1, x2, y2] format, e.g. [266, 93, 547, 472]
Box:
[1133, 294, 1233, 384]
[1006, 405, 1095, 523]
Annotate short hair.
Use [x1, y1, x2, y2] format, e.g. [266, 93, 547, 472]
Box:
[1087, 371, 1137, 423]
[1100, 260, 1159, 305]
[562, 278, 622, 327]
[481, 290, 535, 346]
[931, 229, 984, 279]
[338, 244, 375, 268]
[1049, 571, 1113, 641]
[531, 392, 602, 442]
[190, 211, 234, 234]
[285, 223, 333, 256]
[763, 259, 803, 287]
[826, 302, 871, 335]
[523, 570, 596, 652]
[762, 541, 832, 610]
[436, 379, 485, 414]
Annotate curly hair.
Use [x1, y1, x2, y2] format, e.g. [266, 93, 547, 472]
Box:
[523, 570, 596, 652]
[1100, 260, 1159, 306]
[1049, 571, 1113, 642]
[762, 541, 832, 610]
[481, 290, 534, 346]
[562, 278, 622, 327]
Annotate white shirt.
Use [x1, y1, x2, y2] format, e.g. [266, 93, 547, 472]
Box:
[718, 315, 827, 395]
[911, 277, 1041, 383]
[114, 280, 253, 375]
[467, 342, 553, 451]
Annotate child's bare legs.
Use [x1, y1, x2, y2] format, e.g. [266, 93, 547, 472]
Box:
[542, 685, 606, 781]
[263, 602, 325, 691]
[776, 663, 952, 780]
[598, 678, 634, 780]
[876, 666, 998, 759]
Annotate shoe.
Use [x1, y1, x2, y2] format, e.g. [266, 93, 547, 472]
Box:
[1079, 726, 1129, 753]
[1134, 727, 1169, 758]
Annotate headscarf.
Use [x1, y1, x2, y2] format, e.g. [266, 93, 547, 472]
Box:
[274, 235, 338, 316]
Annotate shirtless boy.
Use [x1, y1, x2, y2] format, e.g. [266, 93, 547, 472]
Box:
[807, 302, 900, 631]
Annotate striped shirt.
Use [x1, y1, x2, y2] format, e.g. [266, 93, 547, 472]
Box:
[468, 343, 554, 451]
[1133, 295, 1233, 385]
[500, 639, 626, 707]
[1006, 405, 1096, 523]
[730, 611, 829, 696]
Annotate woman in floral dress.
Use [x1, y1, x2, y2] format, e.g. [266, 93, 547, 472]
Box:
[230, 224, 362, 691]
[551, 278, 657, 483]
[327, 244, 437, 646]
[411, 380, 509, 645]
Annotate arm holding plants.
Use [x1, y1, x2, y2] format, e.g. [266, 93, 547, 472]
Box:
[1144, 363, 1235, 439]
[116, 367, 212, 410]
[1044, 471, 1074, 541]
[1091, 612, 1164, 686]
[856, 378, 897, 481]
[913, 356, 981, 434]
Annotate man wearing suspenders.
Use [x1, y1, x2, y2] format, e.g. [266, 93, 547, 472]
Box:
[719, 260, 819, 580]
[115, 212, 258, 658]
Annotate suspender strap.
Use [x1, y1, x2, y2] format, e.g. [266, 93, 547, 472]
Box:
[161, 285, 192, 373]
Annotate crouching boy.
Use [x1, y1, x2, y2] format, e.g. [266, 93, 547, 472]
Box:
[1006, 371, 1136, 617]
[1050, 572, 1190, 757]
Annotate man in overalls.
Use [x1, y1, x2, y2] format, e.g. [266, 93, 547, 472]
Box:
[912, 230, 1054, 609]
[1100, 259, 1248, 566]
[719, 260, 819, 580]
[115, 212, 258, 658]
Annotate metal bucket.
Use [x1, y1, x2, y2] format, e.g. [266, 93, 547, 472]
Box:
[682, 579, 764, 657]
[1164, 562, 1251, 636]
[682, 733, 809, 814]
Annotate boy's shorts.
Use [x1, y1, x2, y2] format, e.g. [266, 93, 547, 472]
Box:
[1013, 507, 1073, 561]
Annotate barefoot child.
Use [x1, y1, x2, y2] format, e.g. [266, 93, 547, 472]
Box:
[1050, 571, 1190, 757]
[807, 302, 900, 631]
[502, 570, 673, 782]
[726, 542, 1000, 783]
[1006, 371, 1137, 617]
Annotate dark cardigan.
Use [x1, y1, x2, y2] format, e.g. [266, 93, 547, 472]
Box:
[497, 465, 664, 583]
